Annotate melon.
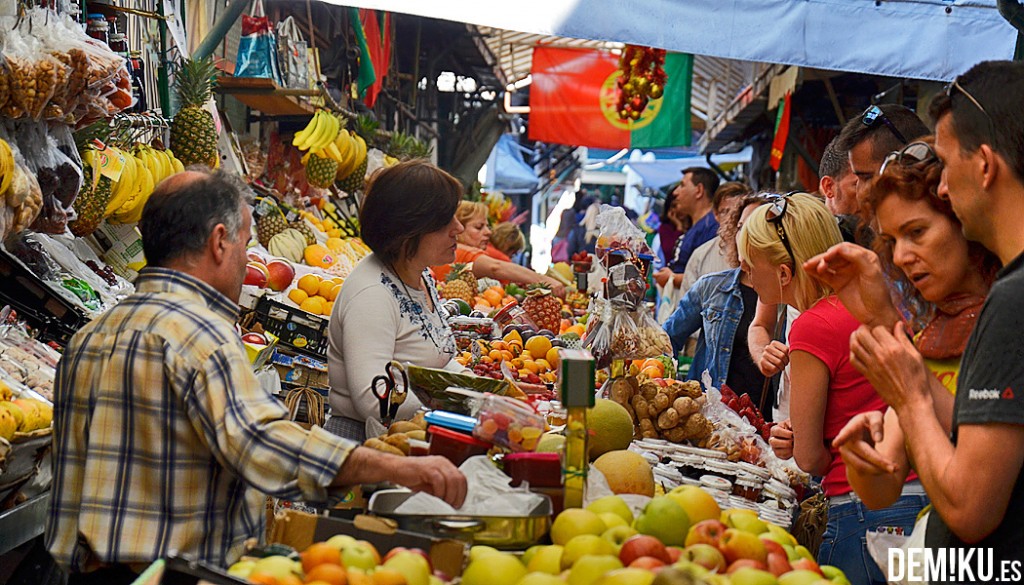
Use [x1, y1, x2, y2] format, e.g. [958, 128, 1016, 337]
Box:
[587, 398, 635, 460]
[593, 450, 655, 497]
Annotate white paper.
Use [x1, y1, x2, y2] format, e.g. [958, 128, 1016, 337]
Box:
[394, 455, 545, 516]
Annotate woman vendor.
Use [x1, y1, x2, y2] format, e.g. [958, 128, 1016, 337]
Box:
[325, 160, 463, 441]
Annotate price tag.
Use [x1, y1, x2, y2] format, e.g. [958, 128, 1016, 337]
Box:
[93, 140, 126, 182]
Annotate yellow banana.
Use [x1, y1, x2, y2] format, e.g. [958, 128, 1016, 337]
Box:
[296, 111, 326, 151]
[292, 111, 321, 147]
[105, 150, 137, 216]
[157, 149, 173, 180]
[0, 139, 15, 195]
[332, 129, 353, 164]
[324, 140, 343, 162]
[334, 131, 360, 179]
[319, 113, 340, 152]
[166, 149, 185, 175]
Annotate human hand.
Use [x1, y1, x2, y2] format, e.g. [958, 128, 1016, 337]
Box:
[758, 340, 790, 377]
[803, 243, 901, 329]
[769, 419, 794, 459]
[833, 410, 898, 475]
[544, 277, 567, 298]
[654, 267, 673, 288]
[392, 455, 468, 508]
[850, 321, 933, 414]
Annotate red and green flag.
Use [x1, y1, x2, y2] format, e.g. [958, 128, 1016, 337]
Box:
[528, 47, 693, 149]
[348, 8, 391, 107]
[769, 92, 792, 171]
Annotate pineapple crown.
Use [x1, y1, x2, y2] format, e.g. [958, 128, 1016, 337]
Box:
[526, 283, 553, 296]
[445, 263, 473, 282]
[174, 57, 219, 108]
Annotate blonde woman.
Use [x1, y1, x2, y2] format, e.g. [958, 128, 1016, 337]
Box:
[485, 222, 526, 262]
[737, 192, 926, 585]
[434, 201, 565, 296]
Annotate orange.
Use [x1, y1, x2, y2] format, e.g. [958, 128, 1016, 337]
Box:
[640, 366, 663, 379]
[482, 289, 503, 307]
[248, 574, 279, 585]
[488, 349, 503, 362]
[491, 340, 508, 351]
[370, 568, 406, 585]
[318, 280, 336, 299]
[523, 360, 540, 374]
[302, 542, 343, 573]
[305, 564, 348, 585]
[525, 336, 552, 360]
[300, 296, 324, 315]
[640, 358, 665, 373]
[280, 577, 303, 585]
[298, 274, 321, 296]
[288, 288, 309, 305]
[346, 569, 373, 585]
[328, 284, 342, 301]
[323, 301, 335, 316]
[566, 324, 586, 337]
[304, 244, 335, 268]
[545, 347, 561, 368]
[500, 350, 514, 362]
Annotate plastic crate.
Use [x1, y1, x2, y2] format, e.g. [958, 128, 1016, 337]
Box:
[253, 297, 329, 358]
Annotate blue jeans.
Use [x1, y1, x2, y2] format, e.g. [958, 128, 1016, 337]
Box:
[818, 492, 929, 585]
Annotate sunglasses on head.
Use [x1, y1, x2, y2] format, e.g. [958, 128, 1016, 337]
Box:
[861, 105, 908, 146]
[879, 141, 938, 175]
[763, 192, 798, 266]
[945, 77, 995, 129]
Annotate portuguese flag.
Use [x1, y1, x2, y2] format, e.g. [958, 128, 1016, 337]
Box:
[528, 47, 693, 149]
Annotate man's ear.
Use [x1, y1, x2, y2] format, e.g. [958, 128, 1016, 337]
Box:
[820, 175, 836, 199]
[978, 143, 1000, 191]
[209, 223, 229, 264]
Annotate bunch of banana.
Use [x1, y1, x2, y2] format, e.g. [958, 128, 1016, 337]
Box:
[292, 110, 343, 158]
[332, 130, 366, 182]
[101, 145, 185, 225]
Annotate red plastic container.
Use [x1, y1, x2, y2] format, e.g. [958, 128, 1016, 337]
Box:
[428, 425, 491, 466]
[503, 452, 562, 488]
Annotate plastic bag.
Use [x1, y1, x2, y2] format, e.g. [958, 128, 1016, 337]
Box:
[276, 16, 310, 89]
[594, 204, 653, 258]
[235, 0, 283, 84]
[3, 34, 60, 121]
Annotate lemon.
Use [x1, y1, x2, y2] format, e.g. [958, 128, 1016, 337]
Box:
[300, 296, 324, 315]
[503, 329, 523, 344]
[298, 274, 321, 296]
[525, 336, 552, 360]
[318, 280, 336, 299]
[288, 288, 309, 305]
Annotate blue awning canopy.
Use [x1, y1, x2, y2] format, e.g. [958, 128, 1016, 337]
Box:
[626, 147, 754, 189]
[484, 134, 540, 194]
[327, 0, 1015, 82]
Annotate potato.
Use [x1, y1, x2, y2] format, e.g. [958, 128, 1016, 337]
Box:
[657, 408, 680, 430]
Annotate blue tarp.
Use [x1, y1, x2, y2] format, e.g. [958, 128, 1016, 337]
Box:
[484, 134, 540, 194]
[328, 0, 1016, 82]
[626, 147, 754, 189]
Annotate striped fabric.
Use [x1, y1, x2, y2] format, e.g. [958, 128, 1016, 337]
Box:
[46, 267, 356, 571]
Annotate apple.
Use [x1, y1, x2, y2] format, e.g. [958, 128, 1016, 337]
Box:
[562, 534, 618, 570]
[728, 560, 769, 574]
[342, 541, 380, 571]
[766, 524, 798, 547]
[326, 534, 357, 551]
[266, 259, 296, 292]
[719, 528, 768, 565]
[249, 556, 301, 581]
[602, 525, 639, 548]
[777, 569, 825, 585]
[521, 545, 545, 568]
[245, 263, 268, 287]
[462, 553, 528, 585]
[722, 509, 768, 535]
[681, 544, 726, 572]
[665, 547, 683, 563]
[348, 567, 374, 585]
[516, 573, 569, 585]
[728, 567, 778, 585]
[551, 509, 608, 545]
[599, 513, 628, 529]
[667, 561, 711, 580]
[566, 555, 624, 585]
[667, 486, 722, 525]
[383, 550, 432, 585]
[766, 552, 793, 577]
[587, 495, 634, 525]
[619, 535, 672, 566]
[792, 546, 815, 562]
[685, 519, 727, 548]
[384, 547, 432, 572]
[248, 251, 267, 263]
[469, 545, 503, 562]
[526, 545, 564, 575]
[789, 559, 823, 576]
[819, 565, 849, 585]
[595, 568, 657, 585]
[627, 557, 666, 571]
[633, 496, 690, 547]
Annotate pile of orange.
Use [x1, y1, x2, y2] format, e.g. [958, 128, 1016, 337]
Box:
[472, 285, 516, 310]
[288, 273, 343, 316]
[454, 332, 560, 383]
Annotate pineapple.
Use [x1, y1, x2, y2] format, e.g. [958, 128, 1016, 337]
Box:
[522, 285, 561, 333]
[289, 220, 316, 245]
[69, 162, 114, 237]
[170, 58, 219, 168]
[336, 157, 367, 193]
[441, 275, 474, 305]
[256, 212, 288, 247]
[449, 263, 478, 295]
[305, 153, 338, 189]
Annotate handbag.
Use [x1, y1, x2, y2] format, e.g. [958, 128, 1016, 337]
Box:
[551, 238, 570, 263]
[234, 0, 283, 84]
[792, 491, 829, 557]
[275, 16, 310, 89]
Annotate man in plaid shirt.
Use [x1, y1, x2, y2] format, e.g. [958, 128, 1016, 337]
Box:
[46, 170, 467, 584]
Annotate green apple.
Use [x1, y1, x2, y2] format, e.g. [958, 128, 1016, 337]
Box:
[470, 545, 504, 562]
[730, 568, 779, 585]
[666, 486, 721, 525]
[342, 542, 380, 571]
[777, 570, 825, 585]
[567, 555, 624, 585]
[562, 534, 618, 569]
[599, 513, 628, 529]
[666, 561, 710, 579]
[226, 560, 255, 579]
[721, 509, 768, 535]
[594, 568, 656, 585]
[719, 529, 767, 565]
[793, 546, 814, 562]
[326, 534, 358, 551]
[522, 545, 545, 568]
[551, 509, 608, 545]
[602, 525, 639, 548]
[587, 495, 634, 525]
[517, 572, 569, 585]
[249, 556, 301, 580]
[820, 565, 850, 585]
[463, 553, 529, 585]
[527, 545, 565, 575]
[766, 524, 798, 547]
[633, 496, 690, 547]
[430, 576, 445, 585]
[383, 551, 431, 585]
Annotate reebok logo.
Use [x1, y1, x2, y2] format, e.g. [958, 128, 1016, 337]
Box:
[968, 389, 1001, 400]
[1004, 387, 1016, 400]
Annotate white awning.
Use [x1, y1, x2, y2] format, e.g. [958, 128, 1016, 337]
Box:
[326, 0, 1016, 82]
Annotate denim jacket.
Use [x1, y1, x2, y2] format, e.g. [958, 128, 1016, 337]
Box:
[662, 268, 745, 389]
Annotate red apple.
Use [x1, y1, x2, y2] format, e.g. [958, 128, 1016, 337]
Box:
[684, 519, 728, 548]
[242, 332, 268, 346]
[766, 552, 793, 577]
[248, 251, 267, 263]
[265, 260, 296, 292]
[790, 558, 823, 576]
[245, 263, 268, 288]
[681, 544, 726, 572]
[627, 557, 666, 571]
[619, 535, 672, 566]
[727, 559, 768, 574]
[666, 547, 683, 563]
[759, 538, 785, 557]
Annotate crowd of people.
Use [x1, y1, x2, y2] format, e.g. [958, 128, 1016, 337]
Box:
[40, 58, 1023, 584]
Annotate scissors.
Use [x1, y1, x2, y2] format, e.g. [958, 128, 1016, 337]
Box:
[371, 361, 409, 425]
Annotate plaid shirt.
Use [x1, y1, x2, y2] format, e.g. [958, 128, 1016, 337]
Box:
[46, 268, 355, 571]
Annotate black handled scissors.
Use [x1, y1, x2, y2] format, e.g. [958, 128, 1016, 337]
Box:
[371, 361, 409, 425]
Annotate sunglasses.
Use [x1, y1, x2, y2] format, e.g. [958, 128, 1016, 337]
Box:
[945, 77, 995, 130]
[764, 192, 797, 266]
[879, 141, 938, 175]
[861, 105, 908, 146]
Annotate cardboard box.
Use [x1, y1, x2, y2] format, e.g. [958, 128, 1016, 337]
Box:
[269, 509, 467, 578]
